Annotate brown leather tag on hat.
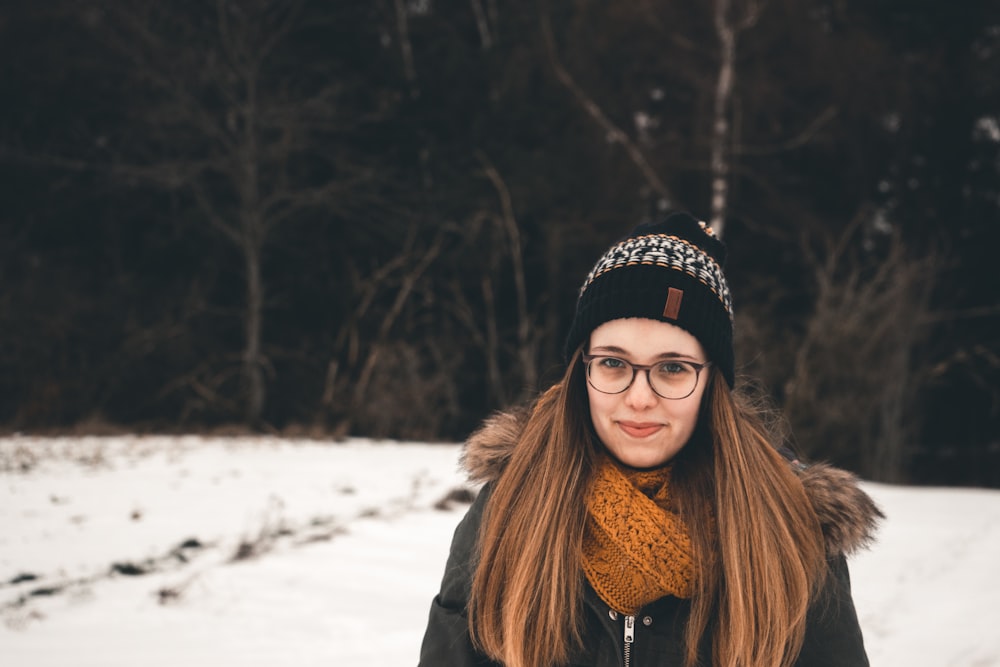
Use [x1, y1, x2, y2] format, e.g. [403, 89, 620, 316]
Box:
[663, 287, 683, 320]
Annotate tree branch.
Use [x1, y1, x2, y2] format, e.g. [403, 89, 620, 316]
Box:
[470, 0, 493, 50]
[735, 106, 839, 156]
[539, 2, 674, 204]
[393, 0, 419, 98]
[477, 151, 538, 391]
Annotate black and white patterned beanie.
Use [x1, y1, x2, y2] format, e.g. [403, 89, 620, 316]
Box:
[564, 211, 735, 387]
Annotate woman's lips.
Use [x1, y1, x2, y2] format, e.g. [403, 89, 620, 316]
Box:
[617, 421, 663, 438]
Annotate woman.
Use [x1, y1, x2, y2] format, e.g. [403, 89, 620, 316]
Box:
[419, 212, 882, 667]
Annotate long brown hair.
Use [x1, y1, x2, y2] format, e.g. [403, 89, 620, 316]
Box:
[675, 370, 827, 666]
[469, 349, 596, 666]
[469, 356, 827, 667]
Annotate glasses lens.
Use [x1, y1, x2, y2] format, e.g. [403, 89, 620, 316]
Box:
[648, 361, 698, 399]
[587, 356, 634, 393]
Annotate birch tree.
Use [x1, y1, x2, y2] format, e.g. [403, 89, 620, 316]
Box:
[709, 0, 763, 237]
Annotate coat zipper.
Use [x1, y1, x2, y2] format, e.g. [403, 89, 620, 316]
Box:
[623, 614, 635, 667]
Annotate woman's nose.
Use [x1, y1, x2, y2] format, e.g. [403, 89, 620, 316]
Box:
[624, 370, 658, 408]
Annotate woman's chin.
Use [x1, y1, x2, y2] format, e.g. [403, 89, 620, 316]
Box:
[604, 445, 675, 470]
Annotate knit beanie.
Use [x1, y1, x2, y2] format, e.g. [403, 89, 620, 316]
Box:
[564, 212, 735, 387]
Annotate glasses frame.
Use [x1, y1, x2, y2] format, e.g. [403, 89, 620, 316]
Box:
[581, 354, 711, 400]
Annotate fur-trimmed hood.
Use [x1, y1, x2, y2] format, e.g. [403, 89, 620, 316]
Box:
[461, 407, 883, 557]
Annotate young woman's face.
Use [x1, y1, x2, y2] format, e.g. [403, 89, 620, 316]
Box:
[586, 318, 709, 469]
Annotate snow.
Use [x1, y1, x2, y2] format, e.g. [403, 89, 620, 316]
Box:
[2, 434, 998, 666]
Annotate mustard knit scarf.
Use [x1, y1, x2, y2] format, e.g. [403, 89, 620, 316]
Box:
[582, 456, 695, 614]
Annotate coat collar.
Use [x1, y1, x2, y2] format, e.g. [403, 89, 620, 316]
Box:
[461, 404, 882, 556]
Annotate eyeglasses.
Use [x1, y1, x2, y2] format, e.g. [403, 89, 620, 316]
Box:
[581, 354, 711, 400]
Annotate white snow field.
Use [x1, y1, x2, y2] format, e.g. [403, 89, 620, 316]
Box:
[1, 434, 998, 666]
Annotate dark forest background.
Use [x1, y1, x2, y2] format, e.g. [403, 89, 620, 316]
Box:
[1, 1, 998, 486]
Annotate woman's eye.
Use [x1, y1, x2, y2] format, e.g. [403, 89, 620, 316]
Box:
[599, 357, 627, 369]
[657, 361, 690, 375]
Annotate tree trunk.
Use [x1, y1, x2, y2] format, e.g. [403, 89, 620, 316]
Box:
[240, 72, 266, 426]
[243, 237, 266, 426]
[710, 0, 736, 238]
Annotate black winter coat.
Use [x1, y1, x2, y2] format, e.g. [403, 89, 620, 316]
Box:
[419, 409, 882, 667]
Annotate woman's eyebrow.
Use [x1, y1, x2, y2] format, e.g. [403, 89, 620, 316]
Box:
[588, 344, 630, 355]
[588, 345, 699, 360]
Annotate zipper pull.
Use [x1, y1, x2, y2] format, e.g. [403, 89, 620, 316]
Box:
[623, 614, 635, 667]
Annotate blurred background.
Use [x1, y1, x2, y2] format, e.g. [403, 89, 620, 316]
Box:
[1, 0, 997, 486]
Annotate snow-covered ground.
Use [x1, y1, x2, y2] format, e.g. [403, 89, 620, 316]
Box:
[1, 435, 998, 666]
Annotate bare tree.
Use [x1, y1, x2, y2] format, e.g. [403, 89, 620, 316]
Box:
[783, 213, 939, 481]
[76, 0, 376, 425]
[709, 0, 763, 237]
[478, 153, 539, 394]
[319, 226, 446, 437]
